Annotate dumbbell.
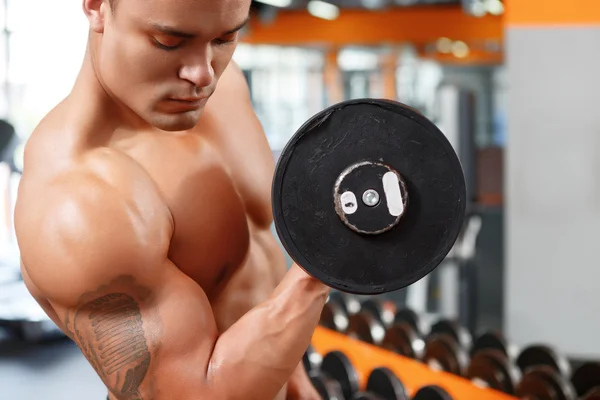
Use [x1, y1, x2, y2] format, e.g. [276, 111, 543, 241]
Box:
[380, 320, 425, 360]
[393, 308, 429, 337]
[513, 343, 577, 400]
[470, 330, 519, 361]
[303, 344, 322, 376]
[466, 330, 521, 395]
[422, 319, 471, 377]
[516, 344, 572, 378]
[319, 350, 361, 399]
[360, 299, 397, 328]
[351, 367, 409, 400]
[571, 362, 600, 399]
[583, 387, 600, 400]
[345, 298, 399, 345]
[516, 365, 577, 400]
[320, 292, 352, 333]
[429, 319, 472, 351]
[412, 385, 454, 400]
[466, 349, 521, 395]
[309, 372, 345, 400]
[346, 310, 387, 345]
[272, 99, 466, 297]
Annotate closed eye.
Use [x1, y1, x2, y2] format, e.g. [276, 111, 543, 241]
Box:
[213, 33, 239, 46]
[152, 37, 184, 51]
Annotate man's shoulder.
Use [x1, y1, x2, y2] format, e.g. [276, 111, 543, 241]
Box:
[16, 145, 170, 255]
[16, 153, 172, 303]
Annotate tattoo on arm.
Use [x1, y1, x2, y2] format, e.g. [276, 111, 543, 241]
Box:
[69, 292, 151, 400]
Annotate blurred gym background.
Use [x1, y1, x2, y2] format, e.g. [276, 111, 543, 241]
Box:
[0, 0, 598, 399]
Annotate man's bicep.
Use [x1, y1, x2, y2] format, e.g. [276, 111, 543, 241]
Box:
[62, 276, 157, 398]
[58, 266, 220, 400]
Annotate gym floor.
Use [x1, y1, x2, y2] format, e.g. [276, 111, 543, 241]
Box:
[0, 333, 106, 400]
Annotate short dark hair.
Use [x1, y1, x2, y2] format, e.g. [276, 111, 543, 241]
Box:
[109, 0, 118, 10]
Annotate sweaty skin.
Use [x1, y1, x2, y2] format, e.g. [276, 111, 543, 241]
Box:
[14, 0, 328, 399]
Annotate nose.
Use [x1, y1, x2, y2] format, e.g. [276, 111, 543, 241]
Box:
[178, 48, 214, 88]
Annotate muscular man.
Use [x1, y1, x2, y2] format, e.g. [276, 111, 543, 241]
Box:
[14, 0, 329, 399]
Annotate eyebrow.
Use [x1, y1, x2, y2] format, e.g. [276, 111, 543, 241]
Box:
[149, 16, 250, 39]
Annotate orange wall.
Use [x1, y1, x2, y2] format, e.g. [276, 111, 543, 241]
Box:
[244, 7, 503, 46]
[506, 0, 600, 25]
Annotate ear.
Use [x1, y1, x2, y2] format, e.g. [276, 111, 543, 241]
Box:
[82, 0, 108, 33]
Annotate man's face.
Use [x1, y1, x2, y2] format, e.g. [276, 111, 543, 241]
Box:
[96, 0, 250, 131]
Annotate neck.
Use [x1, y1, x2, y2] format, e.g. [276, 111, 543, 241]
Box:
[69, 34, 151, 136]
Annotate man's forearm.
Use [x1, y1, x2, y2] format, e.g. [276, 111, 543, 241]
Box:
[212, 227, 289, 331]
[208, 264, 329, 399]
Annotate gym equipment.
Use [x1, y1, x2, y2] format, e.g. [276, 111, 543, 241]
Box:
[465, 349, 521, 395]
[571, 362, 600, 398]
[516, 344, 572, 378]
[321, 350, 361, 399]
[412, 385, 454, 400]
[381, 321, 425, 360]
[393, 308, 427, 336]
[352, 393, 382, 400]
[516, 365, 577, 400]
[346, 311, 386, 345]
[423, 333, 469, 376]
[429, 319, 472, 351]
[309, 372, 345, 400]
[272, 99, 466, 295]
[302, 345, 322, 375]
[365, 367, 409, 400]
[360, 299, 397, 327]
[320, 299, 349, 333]
[583, 386, 600, 400]
[470, 330, 516, 360]
[330, 291, 362, 316]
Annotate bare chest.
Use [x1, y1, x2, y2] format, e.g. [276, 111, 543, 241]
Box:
[123, 135, 252, 297]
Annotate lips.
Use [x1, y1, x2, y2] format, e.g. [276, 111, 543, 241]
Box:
[161, 97, 208, 113]
[169, 97, 207, 104]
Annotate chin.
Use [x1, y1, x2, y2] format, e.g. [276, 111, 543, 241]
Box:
[149, 109, 205, 132]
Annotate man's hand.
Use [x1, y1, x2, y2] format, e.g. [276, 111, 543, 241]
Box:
[286, 361, 321, 400]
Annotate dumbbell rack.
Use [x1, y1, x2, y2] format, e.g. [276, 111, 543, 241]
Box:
[311, 326, 517, 400]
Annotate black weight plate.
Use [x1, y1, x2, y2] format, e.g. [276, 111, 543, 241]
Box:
[330, 291, 362, 315]
[424, 334, 469, 376]
[366, 367, 409, 400]
[360, 299, 397, 327]
[583, 386, 600, 400]
[470, 330, 516, 360]
[412, 385, 454, 400]
[517, 344, 572, 377]
[272, 99, 466, 295]
[466, 349, 521, 395]
[303, 345, 322, 374]
[321, 350, 360, 399]
[393, 308, 426, 335]
[352, 393, 384, 400]
[320, 300, 349, 332]
[347, 311, 385, 345]
[516, 365, 577, 400]
[381, 322, 425, 360]
[429, 319, 472, 350]
[571, 362, 600, 397]
[309, 372, 345, 400]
